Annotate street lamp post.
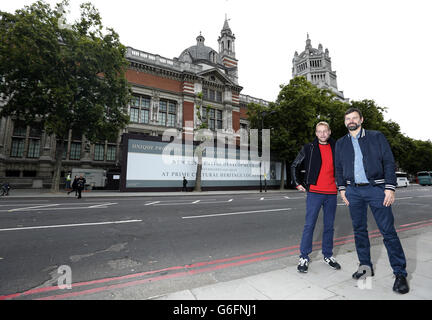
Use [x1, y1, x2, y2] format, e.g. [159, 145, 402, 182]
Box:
[259, 162, 262, 192]
[260, 112, 264, 193]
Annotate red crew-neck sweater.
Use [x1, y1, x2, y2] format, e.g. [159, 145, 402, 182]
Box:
[309, 144, 337, 195]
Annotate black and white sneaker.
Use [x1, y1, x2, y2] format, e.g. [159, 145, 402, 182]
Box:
[324, 256, 341, 270]
[297, 258, 309, 273]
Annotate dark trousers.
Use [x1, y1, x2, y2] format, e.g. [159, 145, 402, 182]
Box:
[345, 184, 407, 276]
[77, 188, 83, 199]
[300, 192, 337, 260]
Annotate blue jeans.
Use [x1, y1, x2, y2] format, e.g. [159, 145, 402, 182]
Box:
[300, 192, 337, 260]
[345, 185, 407, 277]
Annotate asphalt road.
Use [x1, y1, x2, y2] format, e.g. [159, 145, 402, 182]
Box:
[0, 185, 431, 299]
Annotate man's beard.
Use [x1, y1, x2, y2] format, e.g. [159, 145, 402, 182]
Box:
[347, 123, 360, 131]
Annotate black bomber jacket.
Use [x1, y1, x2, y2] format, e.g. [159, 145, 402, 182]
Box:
[290, 137, 336, 188]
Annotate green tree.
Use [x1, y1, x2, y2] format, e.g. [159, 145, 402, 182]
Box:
[345, 99, 432, 175]
[249, 76, 349, 187]
[192, 91, 211, 192]
[0, 1, 130, 191]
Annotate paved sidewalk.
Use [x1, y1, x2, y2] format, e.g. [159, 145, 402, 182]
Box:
[155, 225, 432, 300]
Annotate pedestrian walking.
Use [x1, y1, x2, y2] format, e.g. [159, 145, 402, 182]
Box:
[68, 176, 78, 196]
[76, 175, 86, 199]
[1, 182, 11, 196]
[335, 107, 409, 294]
[291, 121, 341, 273]
[182, 176, 188, 192]
[65, 173, 71, 190]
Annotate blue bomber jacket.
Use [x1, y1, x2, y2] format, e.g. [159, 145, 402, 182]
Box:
[335, 128, 397, 192]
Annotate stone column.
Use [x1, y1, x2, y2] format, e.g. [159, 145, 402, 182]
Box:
[0, 117, 8, 177]
[81, 135, 92, 168]
[151, 90, 160, 124]
[39, 131, 54, 186]
[176, 99, 183, 129]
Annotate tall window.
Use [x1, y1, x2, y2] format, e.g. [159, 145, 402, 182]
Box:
[167, 101, 176, 127]
[201, 107, 222, 131]
[140, 96, 150, 124]
[158, 100, 167, 126]
[94, 144, 104, 161]
[70, 142, 81, 160]
[216, 91, 222, 103]
[203, 87, 222, 103]
[10, 125, 26, 158]
[129, 96, 140, 123]
[130, 107, 139, 123]
[10, 139, 25, 157]
[157, 100, 176, 127]
[209, 89, 215, 101]
[27, 127, 41, 158]
[130, 95, 151, 124]
[107, 145, 116, 161]
[61, 141, 68, 160]
[208, 109, 215, 130]
[216, 110, 223, 129]
[27, 139, 40, 158]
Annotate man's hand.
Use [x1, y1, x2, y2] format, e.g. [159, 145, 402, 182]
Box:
[383, 189, 395, 207]
[296, 185, 306, 192]
[340, 190, 349, 206]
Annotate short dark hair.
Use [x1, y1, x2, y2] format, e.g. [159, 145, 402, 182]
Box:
[345, 107, 363, 119]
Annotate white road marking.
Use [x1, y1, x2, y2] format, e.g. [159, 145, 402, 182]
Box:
[395, 197, 413, 200]
[193, 200, 234, 204]
[0, 219, 142, 232]
[87, 203, 117, 208]
[153, 199, 234, 206]
[182, 208, 292, 219]
[258, 197, 301, 201]
[1, 202, 118, 212]
[0, 203, 51, 207]
[145, 201, 161, 206]
[7, 204, 60, 212]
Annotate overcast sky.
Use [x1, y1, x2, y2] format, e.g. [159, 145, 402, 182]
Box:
[3, 0, 432, 141]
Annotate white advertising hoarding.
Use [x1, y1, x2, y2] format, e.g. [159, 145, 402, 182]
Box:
[125, 138, 284, 189]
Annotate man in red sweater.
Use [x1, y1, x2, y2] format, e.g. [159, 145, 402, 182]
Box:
[291, 122, 341, 273]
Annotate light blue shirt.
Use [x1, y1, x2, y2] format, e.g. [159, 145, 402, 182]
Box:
[351, 131, 369, 183]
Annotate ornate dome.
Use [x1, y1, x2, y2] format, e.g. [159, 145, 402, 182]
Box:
[178, 33, 221, 65]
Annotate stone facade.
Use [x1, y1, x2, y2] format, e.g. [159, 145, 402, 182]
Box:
[292, 34, 348, 102]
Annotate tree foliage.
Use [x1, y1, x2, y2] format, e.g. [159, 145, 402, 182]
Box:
[247, 76, 431, 186]
[347, 99, 432, 175]
[247, 76, 350, 187]
[0, 0, 130, 191]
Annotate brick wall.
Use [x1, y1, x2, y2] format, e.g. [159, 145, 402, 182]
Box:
[126, 69, 182, 93]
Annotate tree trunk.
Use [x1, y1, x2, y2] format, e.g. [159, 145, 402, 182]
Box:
[50, 138, 65, 193]
[194, 146, 203, 192]
[279, 160, 286, 190]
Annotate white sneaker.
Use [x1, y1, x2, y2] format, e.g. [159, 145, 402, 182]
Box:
[323, 256, 341, 270]
[297, 258, 309, 273]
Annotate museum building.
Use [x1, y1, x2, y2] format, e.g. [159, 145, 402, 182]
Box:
[0, 18, 269, 189]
